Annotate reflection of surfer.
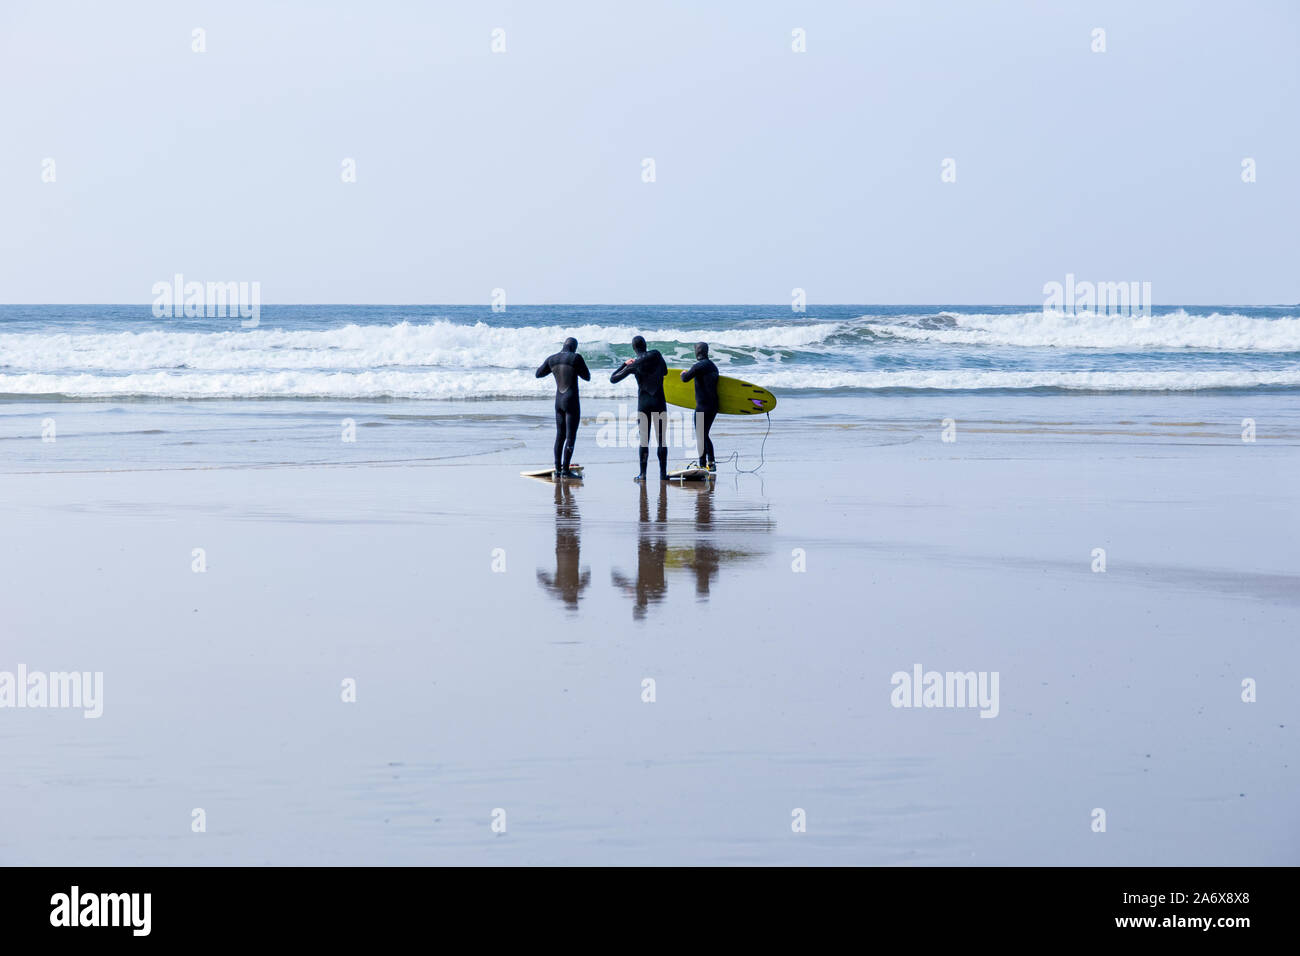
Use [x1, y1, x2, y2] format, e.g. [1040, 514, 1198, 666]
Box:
[536, 479, 590, 609]
[610, 335, 669, 482]
[535, 337, 590, 479]
[687, 481, 721, 597]
[610, 481, 668, 620]
[680, 342, 719, 472]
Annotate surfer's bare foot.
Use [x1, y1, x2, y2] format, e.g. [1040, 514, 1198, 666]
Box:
[633, 474, 646, 482]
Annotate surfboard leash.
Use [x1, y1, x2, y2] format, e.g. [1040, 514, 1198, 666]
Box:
[718, 411, 770, 474]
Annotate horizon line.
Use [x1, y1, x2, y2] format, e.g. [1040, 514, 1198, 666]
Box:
[2, 302, 1298, 309]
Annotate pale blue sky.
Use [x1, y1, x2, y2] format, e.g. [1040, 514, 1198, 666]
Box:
[1, 0, 1296, 304]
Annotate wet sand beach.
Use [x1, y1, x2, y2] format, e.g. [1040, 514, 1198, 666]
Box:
[1, 392, 1295, 864]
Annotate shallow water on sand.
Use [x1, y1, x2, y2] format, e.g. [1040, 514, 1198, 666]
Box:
[0, 393, 1296, 864]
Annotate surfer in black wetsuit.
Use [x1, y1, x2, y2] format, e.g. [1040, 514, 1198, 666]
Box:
[610, 334, 669, 481]
[680, 341, 720, 471]
[536, 337, 590, 478]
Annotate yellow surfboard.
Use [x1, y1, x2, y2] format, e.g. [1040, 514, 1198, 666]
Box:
[663, 369, 777, 416]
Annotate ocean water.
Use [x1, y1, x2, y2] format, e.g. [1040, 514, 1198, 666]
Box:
[1, 304, 1298, 402]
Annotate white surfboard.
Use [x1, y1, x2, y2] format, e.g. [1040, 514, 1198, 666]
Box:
[666, 465, 713, 481]
[520, 465, 584, 480]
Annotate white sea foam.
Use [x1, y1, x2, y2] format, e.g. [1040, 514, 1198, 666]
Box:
[866, 310, 1300, 351]
[1, 314, 1295, 398]
[0, 321, 842, 373]
[4, 367, 1298, 399]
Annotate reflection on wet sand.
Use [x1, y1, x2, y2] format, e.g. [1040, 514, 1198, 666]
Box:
[612, 480, 772, 619]
[536, 480, 589, 609]
[670, 483, 724, 597]
[611, 482, 669, 620]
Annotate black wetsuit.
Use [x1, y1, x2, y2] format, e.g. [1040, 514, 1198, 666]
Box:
[610, 348, 669, 478]
[681, 356, 720, 468]
[536, 342, 591, 472]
